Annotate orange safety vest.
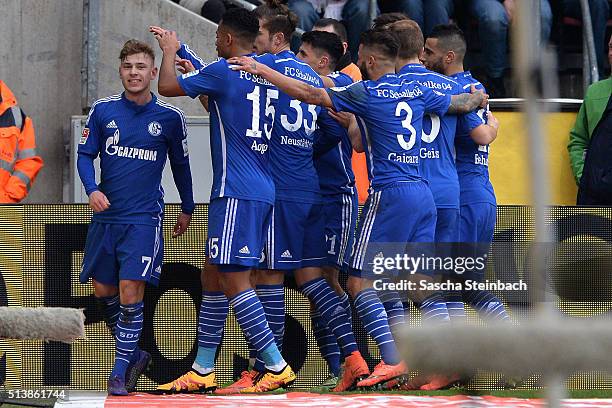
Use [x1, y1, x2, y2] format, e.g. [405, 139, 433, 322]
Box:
[0, 80, 43, 203]
[340, 63, 369, 204]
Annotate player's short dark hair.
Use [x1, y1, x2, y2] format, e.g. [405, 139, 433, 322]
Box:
[372, 12, 409, 29]
[220, 8, 260, 44]
[119, 39, 155, 63]
[313, 18, 348, 43]
[428, 24, 467, 60]
[255, 0, 298, 41]
[360, 29, 399, 60]
[388, 19, 424, 60]
[301, 31, 344, 70]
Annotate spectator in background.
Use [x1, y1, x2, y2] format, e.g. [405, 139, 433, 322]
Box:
[562, 0, 611, 78]
[0, 80, 43, 203]
[568, 35, 612, 205]
[380, 1, 552, 98]
[287, 0, 371, 60]
[174, 0, 261, 23]
[378, 0, 451, 36]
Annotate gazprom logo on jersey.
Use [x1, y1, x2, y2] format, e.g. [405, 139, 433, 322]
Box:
[105, 129, 157, 161]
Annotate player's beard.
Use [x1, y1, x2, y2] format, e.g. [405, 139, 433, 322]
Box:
[429, 58, 445, 75]
[359, 62, 370, 81]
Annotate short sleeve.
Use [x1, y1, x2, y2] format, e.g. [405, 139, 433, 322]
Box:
[328, 72, 353, 88]
[326, 81, 369, 116]
[421, 85, 451, 117]
[458, 108, 487, 134]
[177, 59, 229, 99]
[77, 102, 102, 156]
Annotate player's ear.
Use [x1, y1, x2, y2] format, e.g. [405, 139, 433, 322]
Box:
[446, 50, 455, 65]
[418, 47, 425, 62]
[320, 55, 329, 70]
[150, 66, 159, 80]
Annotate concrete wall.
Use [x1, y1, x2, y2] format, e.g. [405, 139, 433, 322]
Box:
[0, 0, 84, 203]
[0, 0, 218, 202]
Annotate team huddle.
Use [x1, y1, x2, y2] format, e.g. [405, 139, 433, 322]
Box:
[77, 0, 509, 397]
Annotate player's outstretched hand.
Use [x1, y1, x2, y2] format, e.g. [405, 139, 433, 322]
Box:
[176, 57, 196, 74]
[150, 26, 180, 53]
[471, 84, 489, 108]
[172, 212, 192, 238]
[227, 56, 260, 75]
[89, 191, 110, 213]
[487, 111, 499, 130]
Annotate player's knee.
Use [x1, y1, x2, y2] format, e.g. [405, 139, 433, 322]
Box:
[346, 276, 363, 298]
[119, 280, 145, 304]
[92, 280, 118, 298]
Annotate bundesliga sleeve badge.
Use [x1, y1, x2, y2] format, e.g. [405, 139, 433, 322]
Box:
[79, 127, 90, 145]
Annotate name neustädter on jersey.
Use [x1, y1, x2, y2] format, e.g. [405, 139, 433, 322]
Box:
[281, 135, 313, 149]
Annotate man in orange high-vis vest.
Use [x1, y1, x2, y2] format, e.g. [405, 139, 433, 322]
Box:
[0, 80, 43, 203]
[313, 18, 369, 204]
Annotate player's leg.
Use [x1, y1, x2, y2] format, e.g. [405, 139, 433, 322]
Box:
[211, 198, 294, 393]
[106, 224, 161, 395]
[435, 208, 465, 322]
[460, 203, 509, 321]
[296, 201, 369, 391]
[157, 262, 224, 394]
[345, 189, 408, 388]
[311, 193, 357, 385]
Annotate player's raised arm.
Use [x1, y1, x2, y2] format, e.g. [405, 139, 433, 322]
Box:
[229, 56, 333, 108]
[151, 28, 186, 97]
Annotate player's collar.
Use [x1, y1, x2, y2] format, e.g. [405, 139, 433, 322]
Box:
[121, 92, 157, 112]
[399, 63, 426, 75]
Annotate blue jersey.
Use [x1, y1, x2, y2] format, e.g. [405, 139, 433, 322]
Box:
[398, 64, 464, 209]
[77, 93, 194, 226]
[327, 73, 450, 190]
[177, 42, 208, 70]
[451, 71, 496, 205]
[177, 55, 276, 205]
[266, 51, 323, 203]
[313, 71, 355, 195]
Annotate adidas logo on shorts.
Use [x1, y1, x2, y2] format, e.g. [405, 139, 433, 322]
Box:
[239, 246, 250, 254]
[374, 252, 384, 259]
[106, 120, 118, 129]
[281, 250, 292, 258]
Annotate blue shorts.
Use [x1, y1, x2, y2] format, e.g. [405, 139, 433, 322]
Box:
[207, 197, 272, 268]
[262, 199, 327, 270]
[435, 208, 460, 243]
[323, 192, 358, 271]
[80, 222, 163, 287]
[349, 181, 437, 277]
[458, 202, 496, 282]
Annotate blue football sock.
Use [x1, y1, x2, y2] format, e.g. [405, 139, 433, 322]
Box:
[255, 284, 285, 350]
[445, 290, 466, 322]
[378, 289, 405, 336]
[97, 294, 120, 336]
[339, 292, 352, 326]
[301, 278, 358, 357]
[193, 291, 228, 374]
[229, 289, 285, 370]
[311, 307, 341, 376]
[353, 288, 400, 365]
[464, 290, 510, 322]
[420, 293, 450, 323]
[111, 302, 144, 380]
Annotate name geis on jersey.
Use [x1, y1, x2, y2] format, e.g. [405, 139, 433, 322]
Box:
[103, 129, 158, 161]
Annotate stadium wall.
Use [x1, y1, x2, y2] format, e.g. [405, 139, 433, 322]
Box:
[0, 0, 217, 204]
[2, 204, 612, 391]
